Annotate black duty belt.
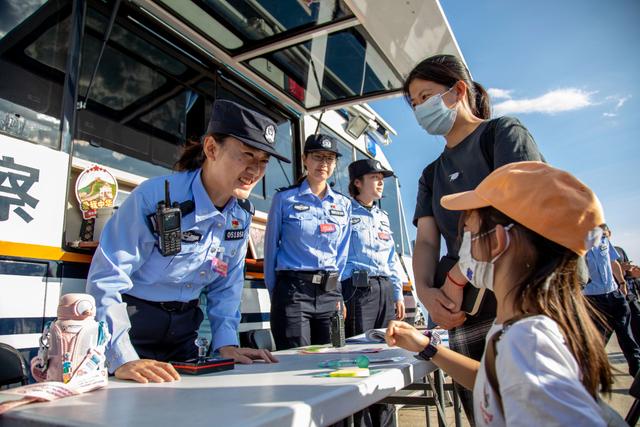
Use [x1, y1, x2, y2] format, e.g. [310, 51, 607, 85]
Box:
[278, 270, 338, 284]
[123, 294, 199, 312]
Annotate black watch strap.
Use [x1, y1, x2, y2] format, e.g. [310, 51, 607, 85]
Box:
[416, 343, 439, 361]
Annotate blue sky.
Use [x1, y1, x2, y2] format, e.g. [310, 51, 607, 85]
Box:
[371, 0, 640, 261]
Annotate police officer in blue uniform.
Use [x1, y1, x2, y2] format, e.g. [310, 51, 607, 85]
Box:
[87, 100, 289, 383]
[265, 134, 351, 350]
[343, 159, 405, 338]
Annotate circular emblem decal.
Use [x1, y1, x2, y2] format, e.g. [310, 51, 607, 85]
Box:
[264, 125, 276, 144]
[321, 139, 332, 149]
[376, 161, 382, 170]
[75, 164, 118, 220]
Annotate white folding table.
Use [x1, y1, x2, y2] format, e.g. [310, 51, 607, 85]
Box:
[0, 343, 439, 427]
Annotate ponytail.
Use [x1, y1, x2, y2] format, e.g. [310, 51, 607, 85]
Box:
[472, 81, 491, 120]
[174, 133, 228, 171]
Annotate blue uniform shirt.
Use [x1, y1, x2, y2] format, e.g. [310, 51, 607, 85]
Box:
[344, 199, 404, 302]
[583, 236, 620, 296]
[87, 169, 252, 372]
[264, 179, 351, 294]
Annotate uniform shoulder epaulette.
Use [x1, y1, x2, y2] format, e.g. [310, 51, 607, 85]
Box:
[237, 198, 255, 215]
[276, 183, 301, 192]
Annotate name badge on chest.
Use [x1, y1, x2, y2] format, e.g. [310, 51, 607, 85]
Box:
[211, 247, 228, 277]
[329, 209, 344, 217]
[378, 231, 391, 241]
[320, 223, 336, 233]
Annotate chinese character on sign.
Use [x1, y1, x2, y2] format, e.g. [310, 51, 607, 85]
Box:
[0, 156, 40, 223]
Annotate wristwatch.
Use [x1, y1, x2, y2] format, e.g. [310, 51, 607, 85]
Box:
[415, 330, 442, 361]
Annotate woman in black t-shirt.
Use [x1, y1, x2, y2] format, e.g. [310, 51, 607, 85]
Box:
[406, 54, 543, 425]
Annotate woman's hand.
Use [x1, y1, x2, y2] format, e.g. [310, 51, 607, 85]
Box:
[115, 359, 180, 383]
[395, 300, 406, 320]
[420, 287, 466, 330]
[441, 276, 465, 313]
[219, 346, 279, 364]
[385, 320, 429, 352]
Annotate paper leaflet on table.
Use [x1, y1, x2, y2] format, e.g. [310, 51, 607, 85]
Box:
[298, 345, 383, 354]
[0, 352, 108, 415]
[344, 328, 387, 344]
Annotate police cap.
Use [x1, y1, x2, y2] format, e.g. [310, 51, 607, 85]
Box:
[348, 159, 394, 181]
[206, 99, 291, 163]
[304, 134, 342, 157]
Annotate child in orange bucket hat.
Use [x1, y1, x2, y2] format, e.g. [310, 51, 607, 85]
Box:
[386, 161, 623, 426]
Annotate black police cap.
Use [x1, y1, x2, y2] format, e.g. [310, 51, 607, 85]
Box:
[206, 99, 291, 163]
[304, 134, 342, 157]
[348, 159, 394, 181]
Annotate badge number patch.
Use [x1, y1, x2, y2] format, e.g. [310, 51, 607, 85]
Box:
[225, 229, 245, 240]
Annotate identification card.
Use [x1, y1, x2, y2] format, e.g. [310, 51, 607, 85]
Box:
[211, 257, 228, 277]
[320, 223, 336, 233]
[378, 231, 390, 241]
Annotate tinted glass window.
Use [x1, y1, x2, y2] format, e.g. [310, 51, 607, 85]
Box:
[0, 0, 48, 40]
[0, 0, 66, 149]
[158, 0, 351, 51]
[244, 26, 400, 109]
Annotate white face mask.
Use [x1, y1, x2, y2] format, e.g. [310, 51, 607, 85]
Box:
[458, 224, 514, 291]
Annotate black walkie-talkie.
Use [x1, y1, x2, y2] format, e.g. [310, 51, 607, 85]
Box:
[156, 180, 182, 256]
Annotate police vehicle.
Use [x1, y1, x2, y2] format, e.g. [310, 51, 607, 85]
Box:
[0, 0, 462, 361]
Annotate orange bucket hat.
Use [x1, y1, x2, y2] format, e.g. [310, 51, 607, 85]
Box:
[440, 161, 604, 256]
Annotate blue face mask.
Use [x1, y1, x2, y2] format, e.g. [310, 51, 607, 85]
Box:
[413, 86, 458, 136]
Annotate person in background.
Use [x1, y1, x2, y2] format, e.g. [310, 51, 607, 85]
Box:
[343, 158, 405, 336]
[342, 159, 404, 427]
[87, 100, 288, 383]
[614, 240, 640, 344]
[583, 223, 640, 376]
[387, 161, 616, 426]
[265, 134, 351, 350]
[406, 54, 543, 423]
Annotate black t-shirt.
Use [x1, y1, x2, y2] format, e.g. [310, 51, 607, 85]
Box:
[413, 117, 543, 321]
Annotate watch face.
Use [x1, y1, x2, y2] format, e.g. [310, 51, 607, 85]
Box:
[430, 330, 442, 347]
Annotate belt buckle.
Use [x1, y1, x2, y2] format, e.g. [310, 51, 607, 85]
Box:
[160, 302, 177, 312]
[311, 274, 323, 285]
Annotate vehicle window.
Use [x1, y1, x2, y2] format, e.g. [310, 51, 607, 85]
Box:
[0, 1, 67, 149]
[157, 0, 352, 52]
[244, 26, 400, 109]
[0, 0, 48, 40]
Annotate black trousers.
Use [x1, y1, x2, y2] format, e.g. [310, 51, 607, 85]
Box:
[342, 276, 395, 337]
[586, 289, 640, 376]
[270, 274, 343, 350]
[341, 276, 397, 427]
[123, 294, 203, 362]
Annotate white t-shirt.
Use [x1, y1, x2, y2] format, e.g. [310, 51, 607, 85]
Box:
[473, 315, 605, 426]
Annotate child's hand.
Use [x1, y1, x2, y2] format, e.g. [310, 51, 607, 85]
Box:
[385, 320, 429, 352]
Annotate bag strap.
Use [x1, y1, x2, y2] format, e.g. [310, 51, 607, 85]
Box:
[483, 313, 539, 415]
